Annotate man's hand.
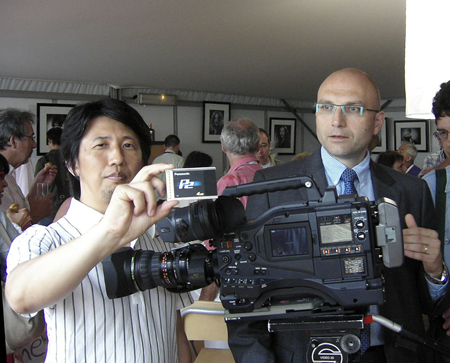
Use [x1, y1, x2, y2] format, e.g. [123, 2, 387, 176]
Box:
[35, 164, 57, 185]
[6, 207, 32, 230]
[100, 164, 178, 250]
[403, 214, 443, 278]
[28, 194, 53, 224]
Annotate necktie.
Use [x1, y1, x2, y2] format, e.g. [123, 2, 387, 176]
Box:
[341, 168, 358, 195]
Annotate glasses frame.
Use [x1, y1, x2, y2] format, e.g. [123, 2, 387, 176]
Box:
[315, 103, 380, 117]
[434, 129, 449, 141]
[22, 134, 36, 142]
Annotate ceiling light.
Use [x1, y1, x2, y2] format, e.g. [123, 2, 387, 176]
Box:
[137, 93, 176, 106]
[405, 0, 450, 119]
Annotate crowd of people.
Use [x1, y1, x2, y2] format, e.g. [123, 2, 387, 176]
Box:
[3, 68, 450, 363]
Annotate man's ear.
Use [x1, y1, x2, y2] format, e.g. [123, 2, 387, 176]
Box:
[9, 136, 17, 148]
[373, 111, 385, 136]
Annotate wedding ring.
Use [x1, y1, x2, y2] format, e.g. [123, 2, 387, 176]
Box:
[424, 246, 428, 254]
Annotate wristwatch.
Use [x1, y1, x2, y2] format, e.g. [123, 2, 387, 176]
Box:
[425, 262, 449, 285]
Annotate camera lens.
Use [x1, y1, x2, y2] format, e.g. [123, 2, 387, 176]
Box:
[157, 196, 246, 243]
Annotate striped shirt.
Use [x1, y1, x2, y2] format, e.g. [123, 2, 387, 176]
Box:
[7, 199, 191, 363]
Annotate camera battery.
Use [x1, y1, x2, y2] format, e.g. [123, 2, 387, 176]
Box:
[165, 167, 218, 201]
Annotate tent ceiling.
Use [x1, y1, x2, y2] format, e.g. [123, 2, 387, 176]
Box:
[0, 0, 406, 103]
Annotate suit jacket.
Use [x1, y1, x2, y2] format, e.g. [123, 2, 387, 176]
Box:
[227, 149, 450, 363]
[407, 164, 421, 177]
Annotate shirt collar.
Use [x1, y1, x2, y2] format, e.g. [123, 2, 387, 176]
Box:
[321, 146, 371, 187]
[229, 156, 259, 173]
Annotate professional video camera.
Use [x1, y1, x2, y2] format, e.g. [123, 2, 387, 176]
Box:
[103, 175, 403, 310]
[102, 175, 406, 362]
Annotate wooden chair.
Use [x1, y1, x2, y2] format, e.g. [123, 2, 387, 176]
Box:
[181, 300, 235, 363]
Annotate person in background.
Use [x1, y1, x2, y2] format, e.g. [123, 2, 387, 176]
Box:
[34, 127, 70, 224]
[183, 150, 213, 168]
[376, 150, 405, 173]
[5, 99, 193, 363]
[200, 119, 261, 302]
[257, 128, 284, 168]
[421, 81, 450, 176]
[227, 68, 450, 363]
[398, 142, 421, 176]
[0, 108, 56, 225]
[0, 153, 43, 362]
[216, 118, 262, 208]
[152, 134, 184, 203]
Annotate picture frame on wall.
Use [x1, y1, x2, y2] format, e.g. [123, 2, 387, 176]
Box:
[270, 118, 296, 155]
[371, 118, 388, 153]
[36, 103, 74, 155]
[202, 101, 231, 143]
[394, 120, 429, 152]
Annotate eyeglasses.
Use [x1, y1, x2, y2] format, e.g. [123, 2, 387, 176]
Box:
[0, 172, 5, 181]
[22, 134, 36, 142]
[434, 129, 449, 141]
[315, 103, 380, 117]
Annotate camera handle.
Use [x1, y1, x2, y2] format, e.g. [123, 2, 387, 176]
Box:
[267, 314, 450, 362]
[221, 175, 322, 202]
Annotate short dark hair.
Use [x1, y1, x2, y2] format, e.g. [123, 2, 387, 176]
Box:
[259, 128, 270, 142]
[0, 153, 10, 174]
[164, 134, 180, 148]
[183, 151, 213, 168]
[432, 81, 450, 121]
[47, 127, 63, 146]
[60, 99, 152, 199]
[376, 150, 403, 169]
[0, 108, 35, 150]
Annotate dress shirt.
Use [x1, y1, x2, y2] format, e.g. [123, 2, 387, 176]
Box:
[217, 156, 262, 208]
[7, 199, 191, 363]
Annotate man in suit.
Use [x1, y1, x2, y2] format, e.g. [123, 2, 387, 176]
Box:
[398, 142, 421, 176]
[227, 68, 450, 362]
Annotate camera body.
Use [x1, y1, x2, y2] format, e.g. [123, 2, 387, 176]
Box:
[103, 175, 403, 318]
[214, 188, 402, 314]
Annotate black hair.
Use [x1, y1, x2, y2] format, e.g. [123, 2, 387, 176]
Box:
[376, 150, 403, 169]
[47, 127, 63, 146]
[60, 99, 152, 199]
[432, 81, 450, 121]
[164, 134, 180, 148]
[183, 151, 213, 168]
[259, 128, 270, 142]
[0, 154, 9, 174]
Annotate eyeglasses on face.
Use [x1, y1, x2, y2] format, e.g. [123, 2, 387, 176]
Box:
[22, 134, 36, 142]
[315, 103, 380, 117]
[434, 129, 449, 141]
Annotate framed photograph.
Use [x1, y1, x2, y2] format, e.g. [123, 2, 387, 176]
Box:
[394, 120, 429, 152]
[202, 102, 230, 143]
[270, 118, 296, 154]
[36, 103, 74, 155]
[371, 118, 388, 153]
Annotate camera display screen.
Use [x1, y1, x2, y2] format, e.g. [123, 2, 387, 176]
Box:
[269, 225, 309, 257]
[319, 214, 353, 244]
